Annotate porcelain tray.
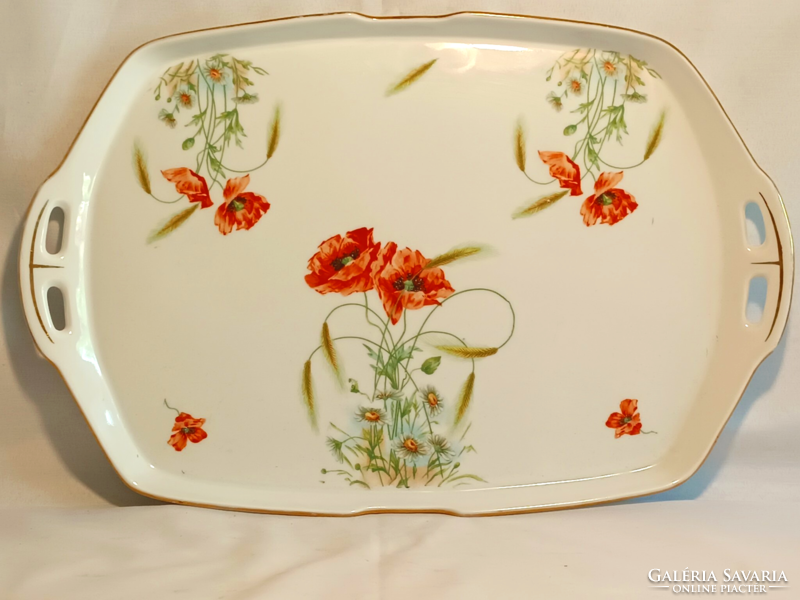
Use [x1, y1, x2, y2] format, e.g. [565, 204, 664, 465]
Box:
[20, 12, 793, 515]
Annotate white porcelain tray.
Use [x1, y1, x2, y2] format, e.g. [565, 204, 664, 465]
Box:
[20, 12, 793, 515]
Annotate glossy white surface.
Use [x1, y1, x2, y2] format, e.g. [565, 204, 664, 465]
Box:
[17, 12, 793, 513]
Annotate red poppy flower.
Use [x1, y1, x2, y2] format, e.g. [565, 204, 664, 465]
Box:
[580, 171, 638, 226]
[304, 227, 381, 295]
[537, 151, 582, 196]
[605, 399, 643, 438]
[371, 242, 455, 325]
[161, 168, 213, 208]
[214, 174, 270, 235]
[168, 412, 208, 451]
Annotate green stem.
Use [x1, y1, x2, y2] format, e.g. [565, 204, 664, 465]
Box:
[149, 193, 183, 205]
[596, 156, 646, 170]
[400, 288, 516, 377]
[523, 171, 555, 186]
[163, 399, 180, 415]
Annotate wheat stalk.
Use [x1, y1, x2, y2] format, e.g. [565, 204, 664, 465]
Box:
[455, 372, 475, 425]
[512, 190, 569, 219]
[321, 322, 341, 384]
[133, 141, 151, 194]
[267, 104, 281, 159]
[436, 346, 498, 359]
[147, 204, 199, 243]
[386, 59, 437, 96]
[424, 246, 482, 270]
[514, 120, 526, 172]
[644, 111, 665, 160]
[302, 360, 318, 431]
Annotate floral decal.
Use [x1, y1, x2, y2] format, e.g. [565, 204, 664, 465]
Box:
[305, 227, 382, 295]
[538, 151, 583, 196]
[371, 243, 456, 325]
[512, 48, 665, 225]
[580, 171, 638, 226]
[164, 400, 208, 451]
[214, 174, 271, 234]
[132, 53, 281, 242]
[605, 399, 656, 438]
[302, 230, 515, 488]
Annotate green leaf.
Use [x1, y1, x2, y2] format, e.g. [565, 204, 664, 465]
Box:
[420, 356, 441, 375]
[182, 137, 195, 150]
[348, 378, 361, 393]
[209, 156, 225, 176]
[563, 124, 578, 136]
[364, 344, 379, 361]
[571, 101, 592, 114]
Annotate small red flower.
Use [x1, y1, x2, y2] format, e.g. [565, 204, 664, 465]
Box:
[161, 168, 213, 208]
[606, 399, 643, 438]
[538, 151, 582, 196]
[168, 412, 208, 451]
[580, 171, 638, 226]
[304, 227, 382, 295]
[371, 242, 455, 325]
[214, 174, 270, 235]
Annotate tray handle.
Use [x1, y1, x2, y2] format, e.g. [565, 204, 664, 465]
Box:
[20, 181, 73, 351]
[745, 187, 793, 351]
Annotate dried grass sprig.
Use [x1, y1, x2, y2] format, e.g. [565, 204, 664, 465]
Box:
[436, 346, 498, 359]
[644, 111, 665, 160]
[386, 59, 437, 96]
[455, 372, 475, 425]
[133, 141, 151, 194]
[512, 190, 569, 219]
[302, 360, 318, 431]
[147, 204, 199, 243]
[267, 104, 281, 159]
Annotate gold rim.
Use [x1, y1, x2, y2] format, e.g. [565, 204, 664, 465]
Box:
[752, 193, 786, 341]
[18, 10, 794, 516]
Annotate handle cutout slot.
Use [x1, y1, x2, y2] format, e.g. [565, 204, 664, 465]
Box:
[45, 206, 65, 254]
[745, 276, 768, 324]
[46, 286, 66, 331]
[744, 202, 766, 248]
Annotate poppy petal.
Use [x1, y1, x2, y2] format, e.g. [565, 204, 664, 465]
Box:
[186, 428, 208, 444]
[161, 168, 213, 208]
[593, 171, 624, 197]
[223, 174, 250, 202]
[537, 151, 583, 196]
[168, 432, 188, 451]
[620, 399, 638, 417]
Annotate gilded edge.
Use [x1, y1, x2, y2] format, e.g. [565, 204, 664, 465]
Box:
[17, 10, 795, 516]
[28, 200, 64, 343]
[753, 192, 785, 341]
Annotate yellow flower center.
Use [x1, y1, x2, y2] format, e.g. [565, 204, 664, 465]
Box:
[603, 61, 616, 75]
[427, 393, 439, 407]
[403, 439, 419, 453]
[571, 80, 581, 92]
[365, 411, 380, 422]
